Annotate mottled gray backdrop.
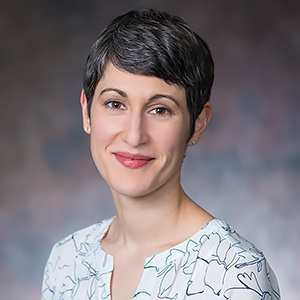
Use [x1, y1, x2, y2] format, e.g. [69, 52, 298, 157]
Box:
[1, 0, 299, 299]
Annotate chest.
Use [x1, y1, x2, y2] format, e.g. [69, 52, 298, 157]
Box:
[52, 248, 234, 300]
[110, 256, 145, 300]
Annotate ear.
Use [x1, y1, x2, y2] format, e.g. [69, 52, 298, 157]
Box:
[80, 89, 91, 134]
[188, 102, 212, 146]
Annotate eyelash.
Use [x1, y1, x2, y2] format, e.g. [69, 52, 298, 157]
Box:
[149, 106, 172, 116]
[105, 100, 126, 110]
[104, 100, 173, 116]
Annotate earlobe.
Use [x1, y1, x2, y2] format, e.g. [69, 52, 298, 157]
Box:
[189, 102, 212, 146]
[80, 89, 91, 134]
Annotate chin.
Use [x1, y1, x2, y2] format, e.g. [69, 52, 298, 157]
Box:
[110, 182, 157, 199]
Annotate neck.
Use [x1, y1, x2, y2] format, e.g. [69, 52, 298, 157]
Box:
[113, 185, 186, 243]
[107, 182, 212, 253]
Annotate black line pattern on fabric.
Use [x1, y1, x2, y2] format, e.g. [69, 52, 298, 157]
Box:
[42, 218, 280, 299]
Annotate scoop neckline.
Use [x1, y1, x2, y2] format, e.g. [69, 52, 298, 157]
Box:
[98, 217, 225, 264]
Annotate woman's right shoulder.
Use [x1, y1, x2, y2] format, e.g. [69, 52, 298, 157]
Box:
[48, 217, 114, 263]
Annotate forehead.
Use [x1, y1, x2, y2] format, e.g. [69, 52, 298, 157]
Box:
[96, 62, 186, 100]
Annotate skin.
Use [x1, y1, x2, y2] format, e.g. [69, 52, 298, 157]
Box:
[80, 62, 213, 300]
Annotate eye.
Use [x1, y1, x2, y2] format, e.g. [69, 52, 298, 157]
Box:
[105, 100, 126, 110]
[149, 107, 172, 116]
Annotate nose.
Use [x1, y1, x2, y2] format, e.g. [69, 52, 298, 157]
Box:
[121, 112, 148, 147]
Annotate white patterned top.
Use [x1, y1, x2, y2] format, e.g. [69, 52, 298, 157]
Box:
[42, 218, 280, 299]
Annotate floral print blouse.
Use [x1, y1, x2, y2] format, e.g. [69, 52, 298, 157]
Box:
[42, 218, 280, 299]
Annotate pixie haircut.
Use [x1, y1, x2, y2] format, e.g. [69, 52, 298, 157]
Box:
[83, 8, 214, 136]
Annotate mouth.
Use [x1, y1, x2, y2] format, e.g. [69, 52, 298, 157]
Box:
[113, 152, 155, 169]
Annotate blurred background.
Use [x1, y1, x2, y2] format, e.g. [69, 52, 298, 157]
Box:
[1, 0, 299, 299]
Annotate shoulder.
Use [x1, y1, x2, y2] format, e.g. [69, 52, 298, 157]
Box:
[48, 217, 114, 265]
[42, 218, 114, 299]
[201, 219, 264, 256]
[195, 219, 281, 299]
[198, 219, 270, 277]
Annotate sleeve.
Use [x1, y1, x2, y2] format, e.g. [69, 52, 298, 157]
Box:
[41, 245, 57, 300]
[222, 257, 281, 300]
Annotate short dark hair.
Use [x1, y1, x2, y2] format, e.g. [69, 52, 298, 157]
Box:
[83, 8, 214, 136]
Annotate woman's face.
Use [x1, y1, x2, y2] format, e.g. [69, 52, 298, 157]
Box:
[81, 63, 194, 198]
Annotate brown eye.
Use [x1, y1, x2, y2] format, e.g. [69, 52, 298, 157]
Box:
[112, 102, 121, 109]
[106, 101, 125, 110]
[156, 107, 166, 115]
[150, 107, 172, 116]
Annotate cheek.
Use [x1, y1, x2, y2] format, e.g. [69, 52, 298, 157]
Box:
[90, 114, 121, 141]
[89, 117, 118, 177]
[89, 117, 115, 157]
[153, 123, 188, 154]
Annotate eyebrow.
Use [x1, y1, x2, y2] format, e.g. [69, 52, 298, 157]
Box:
[99, 88, 127, 97]
[149, 94, 180, 107]
[99, 88, 180, 107]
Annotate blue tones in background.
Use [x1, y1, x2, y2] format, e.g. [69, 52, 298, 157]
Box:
[1, 0, 299, 299]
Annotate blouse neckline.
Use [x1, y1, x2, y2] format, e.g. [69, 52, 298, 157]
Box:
[94, 217, 225, 266]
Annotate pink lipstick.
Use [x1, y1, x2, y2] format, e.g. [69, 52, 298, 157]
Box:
[114, 152, 154, 169]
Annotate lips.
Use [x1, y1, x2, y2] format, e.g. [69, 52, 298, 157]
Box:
[113, 152, 154, 169]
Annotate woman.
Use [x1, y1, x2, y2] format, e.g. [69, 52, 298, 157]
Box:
[42, 9, 280, 300]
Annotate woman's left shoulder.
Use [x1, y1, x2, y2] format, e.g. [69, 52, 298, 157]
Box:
[205, 219, 265, 255]
[196, 219, 281, 299]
